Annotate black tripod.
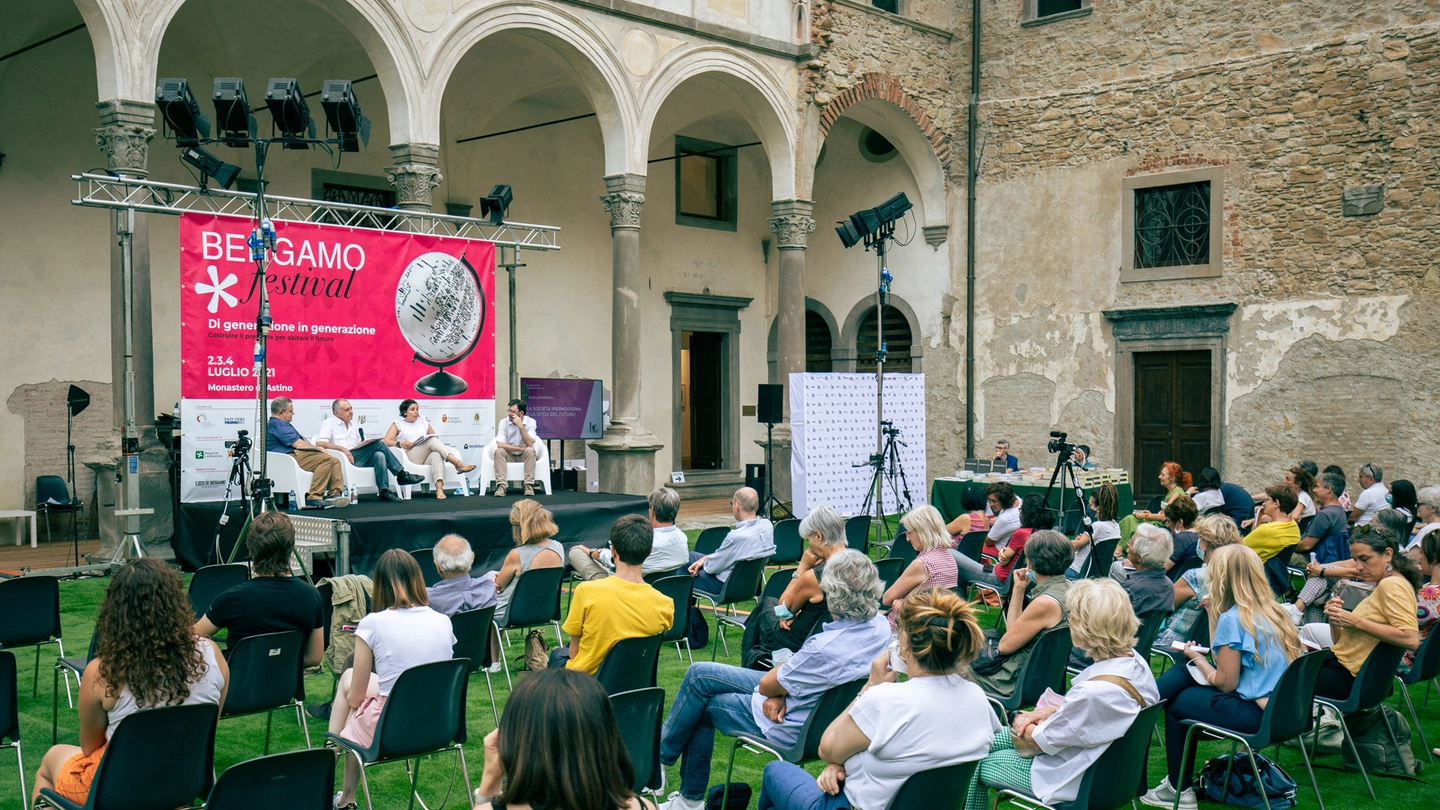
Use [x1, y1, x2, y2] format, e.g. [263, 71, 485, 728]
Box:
[760, 420, 792, 520]
[1041, 431, 1091, 537]
[859, 421, 914, 548]
[214, 430, 255, 565]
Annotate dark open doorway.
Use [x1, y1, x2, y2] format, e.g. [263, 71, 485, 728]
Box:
[1133, 350, 1212, 501]
[682, 331, 725, 470]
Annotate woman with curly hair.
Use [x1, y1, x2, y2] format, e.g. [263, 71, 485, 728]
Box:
[31, 559, 230, 805]
[1136, 462, 1192, 521]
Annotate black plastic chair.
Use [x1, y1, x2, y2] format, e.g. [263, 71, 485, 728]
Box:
[1262, 544, 1298, 599]
[875, 557, 908, 593]
[720, 677, 868, 809]
[1168, 554, 1203, 583]
[1083, 539, 1121, 579]
[652, 575, 696, 664]
[35, 475, 83, 547]
[323, 659, 472, 810]
[189, 563, 250, 622]
[845, 515, 872, 557]
[642, 566, 683, 584]
[1145, 495, 1164, 514]
[1312, 642, 1407, 801]
[52, 634, 98, 744]
[595, 634, 664, 695]
[496, 565, 566, 687]
[886, 528, 917, 565]
[1134, 609, 1169, 662]
[886, 759, 980, 810]
[451, 606, 501, 727]
[996, 701, 1165, 810]
[0, 576, 68, 704]
[693, 526, 730, 556]
[955, 530, 988, 563]
[770, 518, 804, 566]
[36, 702, 219, 810]
[611, 687, 665, 795]
[1, 650, 25, 808]
[220, 631, 310, 753]
[1173, 650, 1330, 810]
[205, 748, 336, 810]
[694, 556, 769, 661]
[988, 624, 1072, 715]
[410, 548, 442, 588]
[1397, 628, 1440, 763]
[761, 567, 796, 602]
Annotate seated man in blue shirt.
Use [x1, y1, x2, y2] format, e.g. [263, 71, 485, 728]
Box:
[266, 396, 348, 507]
[658, 551, 892, 810]
[993, 439, 1020, 472]
[686, 486, 775, 597]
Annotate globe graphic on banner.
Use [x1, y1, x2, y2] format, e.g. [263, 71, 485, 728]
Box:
[394, 251, 486, 395]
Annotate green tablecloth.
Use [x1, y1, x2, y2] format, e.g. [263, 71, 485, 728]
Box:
[930, 478, 1135, 525]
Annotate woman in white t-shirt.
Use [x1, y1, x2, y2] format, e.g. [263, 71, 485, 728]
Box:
[330, 549, 456, 809]
[756, 588, 995, 810]
[1285, 466, 1317, 520]
[384, 398, 476, 499]
[1067, 482, 1121, 579]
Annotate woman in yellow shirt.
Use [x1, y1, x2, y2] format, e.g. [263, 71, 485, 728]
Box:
[1298, 524, 1422, 700]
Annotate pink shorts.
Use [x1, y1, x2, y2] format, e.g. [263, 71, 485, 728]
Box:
[339, 695, 387, 748]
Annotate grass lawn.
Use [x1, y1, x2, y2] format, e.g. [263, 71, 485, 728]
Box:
[0, 528, 1434, 809]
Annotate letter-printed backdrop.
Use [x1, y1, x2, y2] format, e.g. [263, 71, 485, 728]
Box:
[179, 213, 498, 502]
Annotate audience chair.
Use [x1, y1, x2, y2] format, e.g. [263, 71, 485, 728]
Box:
[885, 528, 917, 566]
[769, 519, 804, 567]
[845, 515, 872, 557]
[35, 475, 84, 549]
[1311, 642, 1407, 801]
[695, 556, 768, 661]
[954, 530, 988, 564]
[760, 567, 796, 602]
[875, 557, 907, 594]
[220, 631, 310, 754]
[1, 651, 25, 810]
[0, 576, 68, 705]
[972, 550, 1025, 631]
[1145, 496, 1164, 514]
[693, 526, 730, 556]
[410, 548, 442, 588]
[1083, 539, 1120, 579]
[720, 677, 868, 810]
[642, 567, 684, 584]
[1155, 612, 1212, 674]
[51, 634, 98, 744]
[266, 453, 315, 508]
[188, 563, 250, 623]
[205, 748, 336, 810]
[595, 634, 664, 695]
[493, 566, 565, 689]
[1397, 629, 1440, 763]
[1263, 544, 1299, 599]
[996, 701, 1165, 810]
[652, 575, 696, 664]
[987, 625, 1072, 717]
[323, 659, 472, 810]
[611, 687, 666, 797]
[35, 703, 219, 810]
[1171, 650, 1330, 810]
[1168, 555, 1204, 583]
[886, 760, 980, 810]
[451, 606, 502, 727]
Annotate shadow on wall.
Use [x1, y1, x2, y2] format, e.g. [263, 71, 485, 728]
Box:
[7, 380, 113, 538]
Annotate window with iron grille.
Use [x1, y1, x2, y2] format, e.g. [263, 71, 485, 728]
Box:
[1133, 181, 1211, 269]
[1023, 0, 1091, 24]
[857, 306, 913, 373]
[319, 182, 396, 227]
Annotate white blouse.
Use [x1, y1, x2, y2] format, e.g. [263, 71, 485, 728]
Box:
[392, 416, 432, 445]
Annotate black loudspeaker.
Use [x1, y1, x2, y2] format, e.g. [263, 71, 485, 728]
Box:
[746, 463, 766, 492]
[757, 384, 784, 424]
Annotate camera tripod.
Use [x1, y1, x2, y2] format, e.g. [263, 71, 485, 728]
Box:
[214, 431, 255, 565]
[1042, 432, 1092, 536]
[859, 421, 914, 548]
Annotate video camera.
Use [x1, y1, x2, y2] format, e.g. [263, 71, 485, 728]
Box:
[1047, 430, 1076, 457]
[224, 429, 251, 455]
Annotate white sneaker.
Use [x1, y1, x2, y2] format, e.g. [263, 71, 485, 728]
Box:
[484, 661, 504, 674]
[658, 792, 704, 810]
[1280, 602, 1304, 625]
[1140, 778, 1196, 810]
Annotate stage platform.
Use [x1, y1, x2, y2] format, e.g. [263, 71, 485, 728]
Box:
[174, 491, 648, 576]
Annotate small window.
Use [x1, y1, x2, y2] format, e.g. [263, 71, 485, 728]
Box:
[871, 0, 899, 14]
[1037, 0, 1083, 16]
[1133, 181, 1211, 269]
[856, 305, 913, 374]
[806, 309, 834, 372]
[1023, 0, 1091, 25]
[858, 128, 899, 164]
[675, 136, 737, 231]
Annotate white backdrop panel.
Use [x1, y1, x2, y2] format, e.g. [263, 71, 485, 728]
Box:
[790, 372, 926, 517]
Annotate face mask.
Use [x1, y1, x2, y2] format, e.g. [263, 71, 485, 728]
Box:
[1197, 544, 1206, 561]
[1026, 570, 1038, 585]
[888, 637, 908, 675]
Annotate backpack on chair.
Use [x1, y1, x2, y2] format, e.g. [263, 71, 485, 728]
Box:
[1341, 704, 1422, 776]
[524, 629, 551, 671]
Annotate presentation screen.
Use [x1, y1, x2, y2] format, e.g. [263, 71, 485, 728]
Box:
[521, 378, 604, 439]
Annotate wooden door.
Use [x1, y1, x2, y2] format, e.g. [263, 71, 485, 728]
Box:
[1133, 350, 1211, 501]
[688, 332, 725, 469]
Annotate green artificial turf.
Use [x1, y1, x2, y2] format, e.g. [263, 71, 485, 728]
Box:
[0, 526, 1434, 809]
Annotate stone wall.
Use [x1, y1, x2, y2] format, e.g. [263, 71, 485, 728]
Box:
[6, 380, 114, 539]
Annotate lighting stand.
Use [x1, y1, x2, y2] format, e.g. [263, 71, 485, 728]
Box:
[760, 419, 791, 521]
[861, 221, 901, 547]
[64, 401, 80, 564]
[247, 139, 277, 514]
[109, 206, 154, 564]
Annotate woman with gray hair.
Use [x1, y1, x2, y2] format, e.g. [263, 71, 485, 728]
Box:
[970, 530, 1073, 698]
[1074, 524, 1172, 668]
[741, 505, 849, 669]
[658, 550, 891, 810]
[1406, 485, 1440, 563]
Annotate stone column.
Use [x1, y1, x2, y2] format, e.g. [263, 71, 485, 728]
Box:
[764, 200, 815, 502]
[95, 99, 171, 548]
[589, 174, 662, 494]
[386, 143, 443, 211]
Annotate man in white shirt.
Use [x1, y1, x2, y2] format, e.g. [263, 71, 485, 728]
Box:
[314, 399, 423, 502]
[570, 486, 692, 580]
[1349, 462, 1389, 526]
[493, 399, 539, 496]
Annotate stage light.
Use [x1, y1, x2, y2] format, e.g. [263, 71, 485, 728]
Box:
[156, 78, 211, 146]
[264, 78, 314, 147]
[319, 79, 372, 153]
[835, 191, 912, 249]
[180, 145, 241, 190]
[67, 385, 90, 417]
[479, 184, 513, 225]
[212, 78, 257, 148]
[836, 218, 863, 249]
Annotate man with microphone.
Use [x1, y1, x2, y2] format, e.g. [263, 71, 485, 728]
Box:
[315, 398, 423, 502]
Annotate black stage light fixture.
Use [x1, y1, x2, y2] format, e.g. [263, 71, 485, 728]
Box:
[835, 191, 912, 249]
[319, 79, 372, 153]
[264, 78, 314, 148]
[212, 77, 257, 148]
[479, 184, 513, 225]
[67, 385, 90, 417]
[181, 145, 241, 190]
[156, 78, 211, 146]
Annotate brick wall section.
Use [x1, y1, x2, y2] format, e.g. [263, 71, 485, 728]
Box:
[818, 72, 952, 163]
[6, 380, 114, 539]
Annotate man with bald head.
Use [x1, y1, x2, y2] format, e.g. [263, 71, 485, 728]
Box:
[314, 398, 423, 502]
[687, 486, 775, 598]
[425, 534, 498, 617]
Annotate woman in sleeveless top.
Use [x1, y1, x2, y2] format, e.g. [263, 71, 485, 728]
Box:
[971, 530, 1073, 698]
[383, 398, 476, 499]
[473, 668, 655, 810]
[884, 506, 958, 629]
[741, 506, 847, 668]
[32, 559, 230, 806]
[494, 499, 565, 629]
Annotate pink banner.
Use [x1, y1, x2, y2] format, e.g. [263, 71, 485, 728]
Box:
[179, 213, 496, 400]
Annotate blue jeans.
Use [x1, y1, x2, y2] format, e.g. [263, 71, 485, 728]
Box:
[689, 550, 727, 597]
[758, 761, 851, 810]
[351, 441, 404, 489]
[1157, 663, 1263, 789]
[661, 662, 764, 800]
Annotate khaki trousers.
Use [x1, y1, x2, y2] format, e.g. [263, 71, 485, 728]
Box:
[493, 445, 537, 485]
[290, 448, 344, 499]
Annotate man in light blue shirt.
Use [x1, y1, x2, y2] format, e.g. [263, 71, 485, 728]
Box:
[569, 486, 692, 580]
[686, 486, 775, 597]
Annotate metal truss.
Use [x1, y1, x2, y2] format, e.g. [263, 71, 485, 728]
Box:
[73, 172, 561, 251]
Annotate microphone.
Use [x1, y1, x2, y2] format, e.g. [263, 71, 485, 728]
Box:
[358, 427, 365, 442]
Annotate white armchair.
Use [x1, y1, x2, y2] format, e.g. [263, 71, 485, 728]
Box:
[266, 452, 314, 508]
[479, 437, 552, 495]
[322, 448, 380, 497]
[386, 443, 467, 498]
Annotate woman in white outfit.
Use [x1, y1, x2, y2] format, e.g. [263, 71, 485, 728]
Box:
[384, 398, 475, 499]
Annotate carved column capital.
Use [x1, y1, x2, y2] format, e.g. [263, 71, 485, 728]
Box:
[94, 100, 157, 178]
[768, 199, 816, 249]
[385, 163, 444, 211]
[601, 173, 647, 230]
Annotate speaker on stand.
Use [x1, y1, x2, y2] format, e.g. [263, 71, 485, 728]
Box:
[757, 384, 791, 520]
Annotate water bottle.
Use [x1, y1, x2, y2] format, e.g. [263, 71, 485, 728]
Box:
[172, 402, 181, 421]
[288, 490, 298, 512]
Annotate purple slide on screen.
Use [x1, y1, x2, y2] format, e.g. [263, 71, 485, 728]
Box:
[521, 377, 604, 439]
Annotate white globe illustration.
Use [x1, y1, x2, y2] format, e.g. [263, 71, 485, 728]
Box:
[395, 251, 485, 395]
